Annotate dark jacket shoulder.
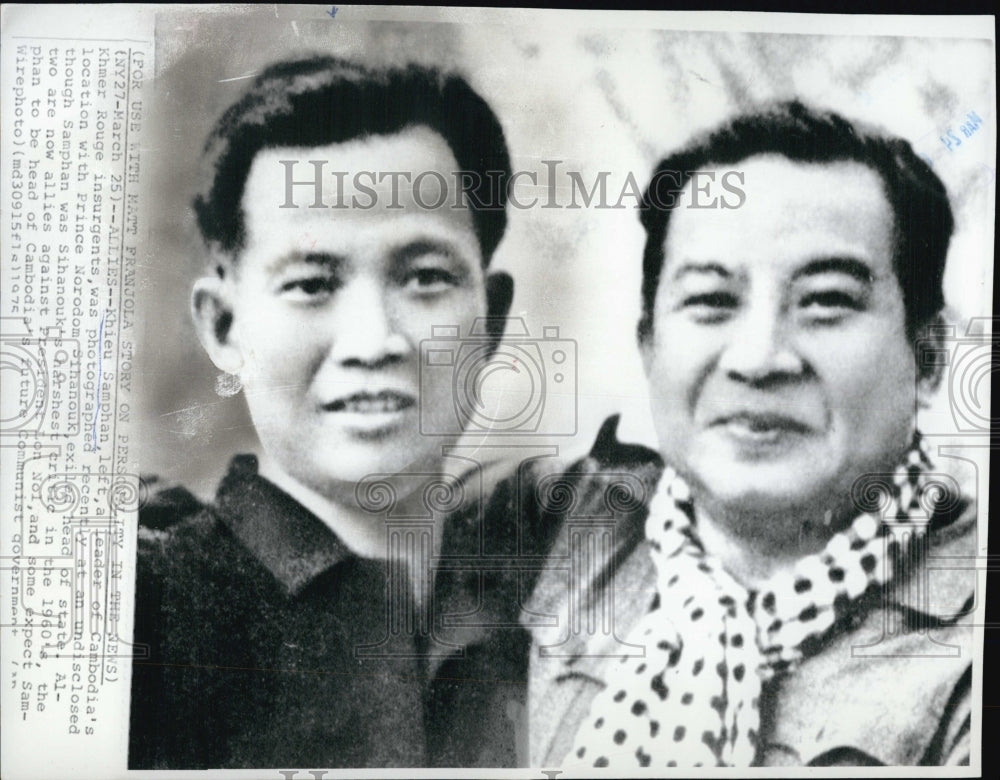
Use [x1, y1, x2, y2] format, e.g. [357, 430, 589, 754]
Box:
[129, 475, 284, 769]
[535, 415, 663, 552]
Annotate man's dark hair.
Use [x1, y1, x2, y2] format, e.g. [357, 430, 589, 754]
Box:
[194, 56, 511, 264]
[637, 100, 954, 342]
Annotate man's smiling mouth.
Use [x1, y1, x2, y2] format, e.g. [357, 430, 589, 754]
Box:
[323, 389, 417, 414]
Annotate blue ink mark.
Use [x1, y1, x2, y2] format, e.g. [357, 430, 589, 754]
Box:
[941, 128, 962, 151]
[959, 110, 984, 139]
[90, 312, 105, 451]
[327, 6, 338, 18]
[940, 110, 984, 152]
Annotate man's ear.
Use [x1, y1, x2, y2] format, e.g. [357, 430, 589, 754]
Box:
[915, 313, 947, 408]
[483, 270, 514, 346]
[191, 274, 244, 375]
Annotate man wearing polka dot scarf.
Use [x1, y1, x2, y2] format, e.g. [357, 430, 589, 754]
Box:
[525, 101, 978, 768]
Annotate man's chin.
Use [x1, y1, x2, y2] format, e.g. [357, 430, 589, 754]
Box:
[688, 458, 834, 514]
[312, 450, 438, 484]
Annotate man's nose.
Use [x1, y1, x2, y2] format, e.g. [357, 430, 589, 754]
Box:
[716, 303, 804, 384]
[328, 278, 411, 367]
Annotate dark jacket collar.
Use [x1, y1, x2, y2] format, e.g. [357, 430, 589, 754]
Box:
[213, 454, 533, 669]
[215, 455, 353, 598]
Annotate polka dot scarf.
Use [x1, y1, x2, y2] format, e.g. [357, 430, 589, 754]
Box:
[569, 433, 943, 768]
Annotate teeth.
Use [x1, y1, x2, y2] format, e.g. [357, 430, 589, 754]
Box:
[338, 393, 411, 413]
[325, 391, 414, 413]
[345, 398, 402, 413]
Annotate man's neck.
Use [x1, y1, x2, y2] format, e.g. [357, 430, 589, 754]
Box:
[692, 497, 847, 590]
[257, 457, 447, 604]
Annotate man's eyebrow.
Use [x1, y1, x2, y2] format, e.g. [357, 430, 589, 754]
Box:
[267, 252, 345, 273]
[670, 261, 733, 280]
[792, 257, 875, 284]
[394, 238, 468, 265]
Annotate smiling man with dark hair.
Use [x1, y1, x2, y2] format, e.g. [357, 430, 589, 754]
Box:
[128, 56, 543, 769]
[527, 101, 974, 769]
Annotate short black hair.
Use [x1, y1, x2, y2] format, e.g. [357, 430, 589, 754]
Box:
[194, 56, 511, 264]
[637, 100, 954, 342]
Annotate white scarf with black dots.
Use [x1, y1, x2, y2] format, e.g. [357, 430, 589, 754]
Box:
[569, 433, 945, 768]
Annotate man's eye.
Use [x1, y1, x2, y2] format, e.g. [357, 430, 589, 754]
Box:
[681, 292, 737, 321]
[404, 267, 460, 294]
[278, 276, 338, 300]
[800, 290, 863, 316]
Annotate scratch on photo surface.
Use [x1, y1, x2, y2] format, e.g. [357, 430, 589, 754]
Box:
[687, 70, 717, 87]
[218, 73, 258, 84]
[158, 402, 217, 418]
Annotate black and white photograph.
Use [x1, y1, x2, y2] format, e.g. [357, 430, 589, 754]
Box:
[1, 5, 994, 777]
